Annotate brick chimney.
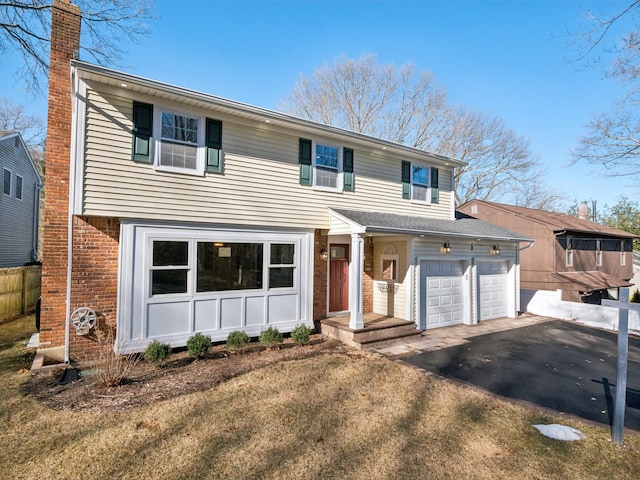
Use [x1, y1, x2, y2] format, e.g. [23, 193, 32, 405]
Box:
[577, 203, 589, 221]
[40, 0, 81, 348]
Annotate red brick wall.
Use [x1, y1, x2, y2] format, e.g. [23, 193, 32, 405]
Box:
[40, 0, 81, 347]
[68, 216, 120, 358]
[313, 230, 328, 329]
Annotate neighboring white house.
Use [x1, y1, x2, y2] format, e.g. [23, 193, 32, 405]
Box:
[0, 131, 42, 267]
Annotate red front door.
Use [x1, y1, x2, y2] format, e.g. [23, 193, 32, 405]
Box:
[329, 244, 349, 312]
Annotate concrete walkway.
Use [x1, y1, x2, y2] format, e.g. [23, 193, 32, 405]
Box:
[373, 314, 553, 358]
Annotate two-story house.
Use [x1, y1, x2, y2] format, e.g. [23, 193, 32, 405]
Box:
[0, 131, 42, 267]
[39, 0, 530, 361]
[458, 200, 637, 305]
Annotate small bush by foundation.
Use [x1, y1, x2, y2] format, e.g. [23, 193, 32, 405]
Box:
[187, 333, 212, 358]
[227, 330, 250, 350]
[259, 326, 283, 349]
[144, 340, 171, 365]
[291, 324, 312, 346]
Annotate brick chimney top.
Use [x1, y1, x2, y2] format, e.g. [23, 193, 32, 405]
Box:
[577, 203, 589, 221]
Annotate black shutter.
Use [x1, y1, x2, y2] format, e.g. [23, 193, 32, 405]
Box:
[132, 101, 153, 163]
[205, 118, 223, 173]
[343, 147, 354, 191]
[401, 161, 411, 199]
[299, 138, 312, 185]
[430, 167, 439, 204]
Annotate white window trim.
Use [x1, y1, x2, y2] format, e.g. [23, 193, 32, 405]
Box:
[566, 237, 573, 267]
[596, 240, 602, 267]
[153, 107, 205, 176]
[621, 241, 626, 266]
[312, 140, 343, 193]
[410, 163, 432, 205]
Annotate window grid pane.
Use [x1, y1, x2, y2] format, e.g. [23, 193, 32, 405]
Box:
[161, 112, 198, 144]
[316, 145, 338, 170]
[412, 166, 428, 186]
[160, 141, 198, 169]
[412, 184, 428, 202]
[2, 169, 10, 195]
[15, 175, 22, 200]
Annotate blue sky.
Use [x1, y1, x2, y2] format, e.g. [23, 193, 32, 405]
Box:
[1, 0, 634, 211]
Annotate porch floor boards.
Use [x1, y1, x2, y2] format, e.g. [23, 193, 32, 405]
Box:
[320, 313, 423, 350]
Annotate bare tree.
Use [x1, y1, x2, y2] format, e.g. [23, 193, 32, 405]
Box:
[0, 97, 45, 148]
[570, 1, 640, 182]
[0, 0, 155, 95]
[280, 55, 556, 207]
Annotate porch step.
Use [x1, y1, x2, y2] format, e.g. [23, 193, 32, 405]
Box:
[321, 318, 423, 350]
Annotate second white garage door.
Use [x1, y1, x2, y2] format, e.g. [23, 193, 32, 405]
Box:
[420, 260, 465, 329]
[478, 261, 509, 321]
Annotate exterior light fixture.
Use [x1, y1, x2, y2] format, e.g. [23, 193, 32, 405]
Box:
[320, 249, 329, 260]
[440, 242, 452, 255]
[490, 245, 500, 256]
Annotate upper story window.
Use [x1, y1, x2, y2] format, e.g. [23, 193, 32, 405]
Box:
[596, 240, 602, 267]
[131, 101, 223, 175]
[2, 168, 10, 196]
[156, 109, 203, 174]
[401, 161, 439, 204]
[566, 237, 573, 267]
[411, 165, 429, 202]
[314, 143, 341, 190]
[621, 240, 626, 266]
[15, 175, 22, 200]
[298, 138, 354, 192]
[159, 111, 200, 170]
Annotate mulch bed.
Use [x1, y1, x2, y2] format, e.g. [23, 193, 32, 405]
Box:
[23, 336, 350, 413]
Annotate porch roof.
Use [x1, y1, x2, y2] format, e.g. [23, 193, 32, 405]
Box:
[329, 208, 532, 242]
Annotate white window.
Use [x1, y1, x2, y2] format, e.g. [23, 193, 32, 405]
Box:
[155, 109, 204, 175]
[566, 237, 573, 267]
[313, 143, 342, 191]
[596, 240, 602, 267]
[15, 175, 22, 200]
[411, 165, 430, 203]
[621, 240, 626, 266]
[2, 168, 10, 196]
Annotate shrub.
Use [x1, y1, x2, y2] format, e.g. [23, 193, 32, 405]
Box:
[227, 330, 250, 350]
[291, 324, 312, 346]
[186, 332, 212, 358]
[92, 328, 140, 387]
[259, 326, 283, 348]
[144, 340, 171, 365]
[631, 289, 640, 303]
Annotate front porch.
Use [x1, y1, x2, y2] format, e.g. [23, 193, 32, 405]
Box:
[320, 313, 423, 350]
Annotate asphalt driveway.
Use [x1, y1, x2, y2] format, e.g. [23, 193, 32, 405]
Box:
[404, 320, 640, 430]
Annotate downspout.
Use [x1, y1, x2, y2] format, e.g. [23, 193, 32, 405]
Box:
[31, 182, 41, 261]
[64, 66, 79, 364]
[519, 240, 535, 251]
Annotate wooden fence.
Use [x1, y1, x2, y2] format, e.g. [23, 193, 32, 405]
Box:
[0, 265, 41, 322]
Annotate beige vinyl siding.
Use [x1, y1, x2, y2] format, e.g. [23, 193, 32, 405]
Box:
[82, 86, 454, 228]
[372, 240, 408, 319]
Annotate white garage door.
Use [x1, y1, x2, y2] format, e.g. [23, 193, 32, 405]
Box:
[420, 260, 464, 329]
[478, 261, 509, 321]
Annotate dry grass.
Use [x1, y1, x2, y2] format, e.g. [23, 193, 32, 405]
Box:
[2, 315, 639, 480]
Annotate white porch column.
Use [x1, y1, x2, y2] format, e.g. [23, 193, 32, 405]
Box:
[349, 233, 365, 330]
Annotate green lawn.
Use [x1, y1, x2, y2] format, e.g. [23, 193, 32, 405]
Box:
[1, 315, 639, 480]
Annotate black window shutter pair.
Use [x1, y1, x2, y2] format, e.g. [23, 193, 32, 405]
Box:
[298, 138, 355, 191]
[401, 160, 439, 203]
[131, 101, 223, 173]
